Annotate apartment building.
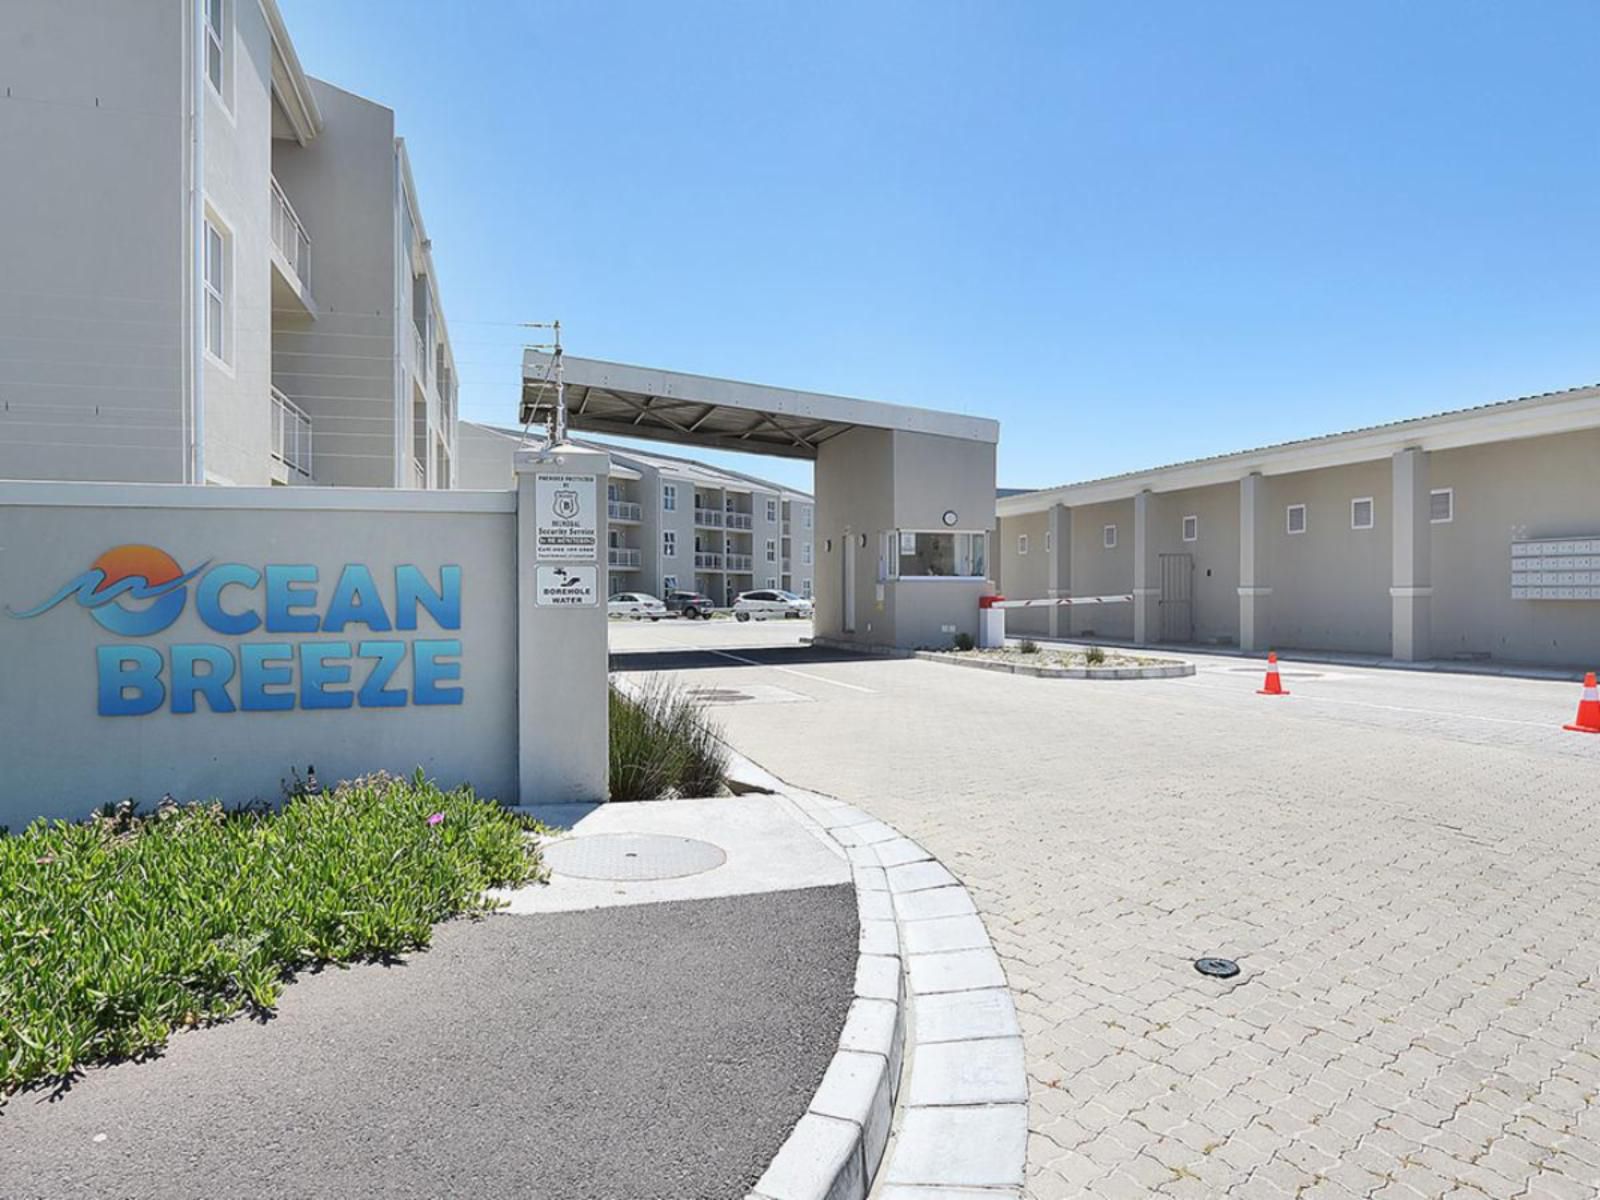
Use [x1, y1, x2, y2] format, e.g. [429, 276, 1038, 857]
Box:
[996, 385, 1600, 669]
[0, 0, 456, 488]
[458, 423, 816, 605]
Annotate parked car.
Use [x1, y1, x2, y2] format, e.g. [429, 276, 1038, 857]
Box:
[665, 590, 717, 619]
[732, 589, 814, 621]
[607, 592, 668, 620]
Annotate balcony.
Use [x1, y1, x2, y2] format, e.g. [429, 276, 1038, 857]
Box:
[694, 552, 723, 570]
[609, 500, 642, 522]
[694, 508, 723, 528]
[269, 386, 312, 482]
[725, 553, 753, 572]
[269, 177, 315, 316]
[782, 520, 792, 535]
[608, 547, 641, 568]
[412, 325, 429, 387]
[724, 511, 753, 530]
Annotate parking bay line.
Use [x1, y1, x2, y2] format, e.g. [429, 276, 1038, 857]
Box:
[706, 649, 876, 694]
[1170, 677, 1554, 730]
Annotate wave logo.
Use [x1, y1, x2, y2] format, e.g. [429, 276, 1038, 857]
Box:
[8, 544, 208, 637]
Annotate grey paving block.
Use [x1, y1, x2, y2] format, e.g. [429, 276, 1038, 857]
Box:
[912, 987, 1021, 1044]
[858, 918, 899, 957]
[893, 886, 977, 921]
[906, 947, 1007, 995]
[838, 997, 898, 1060]
[884, 1104, 1028, 1188]
[855, 888, 895, 922]
[900, 913, 990, 955]
[808, 1050, 893, 1190]
[885, 860, 959, 894]
[853, 864, 890, 892]
[877, 1189, 1021, 1200]
[906, 1036, 1028, 1106]
[752, 1112, 865, 1200]
[874, 837, 933, 868]
[854, 953, 902, 1001]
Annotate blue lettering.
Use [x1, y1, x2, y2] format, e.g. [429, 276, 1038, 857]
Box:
[412, 638, 463, 705]
[171, 643, 236, 714]
[195, 564, 261, 636]
[299, 641, 354, 710]
[240, 642, 295, 711]
[395, 565, 461, 631]
[322, 565, 392, 633]
[264, 565, 319, 633]
[97, 646, 166, 717]
[357, 640, 407, 708]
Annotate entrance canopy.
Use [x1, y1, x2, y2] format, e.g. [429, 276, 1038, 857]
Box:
[521, 353, 997, 460]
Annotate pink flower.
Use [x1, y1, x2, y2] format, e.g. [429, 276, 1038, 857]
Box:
[426, 812, 445, 827]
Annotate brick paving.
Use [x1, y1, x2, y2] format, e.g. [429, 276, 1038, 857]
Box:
[618, 624, 1600, 1199]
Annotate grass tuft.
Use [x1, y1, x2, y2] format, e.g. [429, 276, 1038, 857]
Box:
[608, 679, 730, 802]
[0, 771, 539, 1099]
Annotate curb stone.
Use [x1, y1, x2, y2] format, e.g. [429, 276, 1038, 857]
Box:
[914, 649, 1194, 680]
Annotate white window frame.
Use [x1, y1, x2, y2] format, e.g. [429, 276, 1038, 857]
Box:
[801, 578, 813, 599]
[203, 211, 232, 368]
[662, 530, 676, 557]
[662, 483, 677, 512]
[1430, 487, 1454, 524]
[765, 538, 777, 563]
[801, 543, 812, 566]
[1017, 534, 1029, 556]
[1181, 515, 1198, 543]
[1103, 524, 1117, 549]
[766, 498, 778, 522]
[891, 529, 987, 581]
[803, 507, 813, 530]
[204, 0, 230, 107]
[1287, 504, 1307, 535]
[1351, 497, 1375, 531]
[663, 575, 677, 592]
[766, 577, 778, 590]
[1044, 531, 1052, 553]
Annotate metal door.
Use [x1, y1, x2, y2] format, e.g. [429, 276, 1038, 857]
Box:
[1158, 553, 1193, 643]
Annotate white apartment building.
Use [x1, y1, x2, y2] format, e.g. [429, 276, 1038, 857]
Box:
[0, 0, 457, 488]
[457, 423, 817, 605]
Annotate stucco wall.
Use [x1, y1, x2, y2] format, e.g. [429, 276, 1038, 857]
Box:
[997, 511, 1052, 636]
[1068, 500, 1135, 639]
[815, 427, 897, 645]
[1145, 483, 1241, 644]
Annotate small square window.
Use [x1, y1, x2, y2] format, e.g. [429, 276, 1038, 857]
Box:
[801, 543, 812, 565]
[662, 484, 677, 512]
[1430, 488, 1453, 523]
[663, 575, 677, 592]
[766, 498, 778, 522]
[803, 508, 813, 529]
[1103, 524, 1117, 549]
[766, 577, 777, 589]
[1287, 504, 1307, 535]
[662, 531, 676, 557]
[1182, 515, 1198, 542]
[765, 538, 777, 562]
[1017, 534, 1029, 555]
[1351, 498, 1374, 530]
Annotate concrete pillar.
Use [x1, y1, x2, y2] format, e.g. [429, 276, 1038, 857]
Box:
[1390, 447, 1432, 662]
[1047, 503, 1071, 639]
[1237, 472, 1271, 652]
[1132, 490, 1159, 645]
[515, 443, 611, 804]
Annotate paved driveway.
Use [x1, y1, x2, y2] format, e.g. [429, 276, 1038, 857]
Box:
[614, 621, 1600, 1199]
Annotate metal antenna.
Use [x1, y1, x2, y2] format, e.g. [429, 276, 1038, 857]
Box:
[521, 320, 565, 444]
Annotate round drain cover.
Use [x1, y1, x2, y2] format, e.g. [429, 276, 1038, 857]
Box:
[543, 834, 727, 881]
[1195, 957, 1241, 979]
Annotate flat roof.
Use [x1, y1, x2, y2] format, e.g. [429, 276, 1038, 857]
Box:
[521, 354, 998, 461]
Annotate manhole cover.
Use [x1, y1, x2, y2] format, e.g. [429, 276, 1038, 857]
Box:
[543, 834, 727, 881]
[1194, 957, 1241, 979]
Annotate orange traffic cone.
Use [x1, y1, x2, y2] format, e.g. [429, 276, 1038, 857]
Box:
[1257, 651, 1289, 696]
[1563, 672, 1600, 734]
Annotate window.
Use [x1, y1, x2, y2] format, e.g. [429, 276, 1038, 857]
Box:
[1103, 524, 1117, 549]
[1287, 504, 1307, 535]
[801, 579, 813, 599]
[766, 498, 778, 522]
[1351, 498, 1374, 530]
[662, 484, 677, 512]
[766, 538, 777, 562]
[1045, 531, 1052, 553]
[766, 577, 777, 589]
[662, 531, 676, 557]
[1017, 534, 1029, 555]
[803, 507, 813, 530]
[204, 0, 226, 97]
[1430, 488, 1453, 524]
[203, 217, 228, 362]
[663, 575, 677, 592]
[895, 531, 985, 578]
[1182, 515, 1198, 543]
[802, 543, 812, 566]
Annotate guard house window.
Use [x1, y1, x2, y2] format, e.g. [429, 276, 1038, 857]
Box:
[1287, 504, 1307, 535]
[204, 0, 226, 97]
[765, 538, 777, 562]
[203, 217, 228, 362]
[1351, 497, 1374, 530]
[1103, 524, 1117, 549]
[1430, 488, 1454, 524]
[1182, 515, 1198, 543]
[896, 530, 985, 578]
[662, 484, 677, 512]
[1017, 534, 1029, 555]
[766, 498, 778, 522]
[663, 575, 677, 592]
[662, 531, 676, 557]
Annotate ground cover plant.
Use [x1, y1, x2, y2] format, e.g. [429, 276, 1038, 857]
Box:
[609, 678, 730, 801]
[0, 772, 540, 1099]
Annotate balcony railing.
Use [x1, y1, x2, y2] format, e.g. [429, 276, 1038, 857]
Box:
[694, 508, 723, 527]
[694, 552, 723, 569]
[269, 177, 311, 289]
[608, 547, 641, 568]
[724, 512, 753, 530]
[413, 457, 426, 488]
[412, 325, 429, 386]
[608, 500, 642, 521]
[270, 386, 312, 479]
[725, 553, 753, 571]
[782, 520, 792, 535]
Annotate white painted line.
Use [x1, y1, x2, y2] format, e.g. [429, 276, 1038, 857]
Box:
[1170, 678, 1555, 730]
[709, 649, 877, 693]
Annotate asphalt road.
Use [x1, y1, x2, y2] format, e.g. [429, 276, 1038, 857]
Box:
[1, 885, 856, 1200]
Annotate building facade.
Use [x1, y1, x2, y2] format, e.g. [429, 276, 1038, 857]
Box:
[0, 0, 456, 489]
[996, 385, 1600, 669]
[457, 423, 816, 605]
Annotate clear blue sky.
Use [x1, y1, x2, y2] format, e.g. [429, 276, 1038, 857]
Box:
[280, 1, 1600, 494]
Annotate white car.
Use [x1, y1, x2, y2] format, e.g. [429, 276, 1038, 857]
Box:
[732, 589, 813, 621]
[607, 592, 668, 620]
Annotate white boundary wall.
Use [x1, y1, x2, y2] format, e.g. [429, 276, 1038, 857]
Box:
[0, 447, 610, 828]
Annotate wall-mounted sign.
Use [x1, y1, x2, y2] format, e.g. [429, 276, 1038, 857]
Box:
[7, 544, 463, 717]
[535, 564, 597, 607]
[535, 474, 598, 561]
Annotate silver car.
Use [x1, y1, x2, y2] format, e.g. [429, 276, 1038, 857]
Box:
[607, 592, 668, 621]
[732, 589, 813, 621]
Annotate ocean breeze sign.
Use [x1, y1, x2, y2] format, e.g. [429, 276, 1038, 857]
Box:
[7, 544, 463, 717]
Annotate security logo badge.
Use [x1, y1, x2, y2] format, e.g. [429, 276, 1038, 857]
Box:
[553, 488, 580, 520]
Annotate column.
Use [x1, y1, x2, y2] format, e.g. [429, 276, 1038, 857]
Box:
[1237, 472, 1270, 652]
[1391, 447, 1432, 662]
[1133, 490, 1158, 645]
[1047, 503, 1071, 639]
[515, 443, 611, 804]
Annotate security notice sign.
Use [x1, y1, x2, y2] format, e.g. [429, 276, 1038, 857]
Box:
[535, 564, 598, 607]
[535, 474, 598, 561]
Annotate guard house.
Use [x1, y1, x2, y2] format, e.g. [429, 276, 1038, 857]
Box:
[521, 354, 1000, 650]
